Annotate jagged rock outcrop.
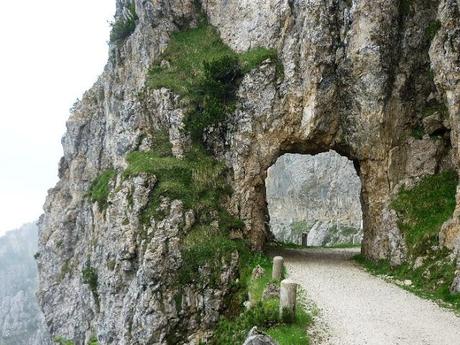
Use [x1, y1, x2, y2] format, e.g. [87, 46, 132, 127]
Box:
[0, 223, 51, 345]
[266, 151, 362, 246]
[37, 0, 460, 343]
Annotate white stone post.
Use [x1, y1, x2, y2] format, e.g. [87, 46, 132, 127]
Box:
[272, 256, 284, 280]
[279, 279, 297, 323]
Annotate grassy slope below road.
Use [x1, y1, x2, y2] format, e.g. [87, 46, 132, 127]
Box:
[211, 253, 312, 344]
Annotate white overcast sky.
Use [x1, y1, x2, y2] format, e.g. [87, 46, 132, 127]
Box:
[0, 0, 115, 235]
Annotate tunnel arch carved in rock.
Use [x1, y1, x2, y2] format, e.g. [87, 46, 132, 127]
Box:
[228, 135, 406, 265]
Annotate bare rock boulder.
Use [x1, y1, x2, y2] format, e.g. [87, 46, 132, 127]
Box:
[252, 265, 266, 279]
[262, 282, 280, 301]
[243, 327, 279, 345]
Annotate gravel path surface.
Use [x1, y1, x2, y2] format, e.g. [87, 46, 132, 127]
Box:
[277, 247, 460, 345]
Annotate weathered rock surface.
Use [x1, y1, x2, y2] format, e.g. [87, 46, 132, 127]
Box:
[266, 152, 362, 246]
[0, 223, 51, 345]
[242, 327, 279, 345]
[37, 0, 460, 343]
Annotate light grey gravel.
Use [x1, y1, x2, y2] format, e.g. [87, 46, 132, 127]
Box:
[279, 247, 460, 345]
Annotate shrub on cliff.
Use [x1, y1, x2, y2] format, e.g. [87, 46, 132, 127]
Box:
[185, 55, 242, 139]
[82, 261, 99, 308]
[110, 2, 138, 44]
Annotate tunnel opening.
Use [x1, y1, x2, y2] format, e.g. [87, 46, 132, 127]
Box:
[265, 150, 363, 248]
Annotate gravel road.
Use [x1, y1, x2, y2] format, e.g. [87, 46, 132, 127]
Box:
[277, 247, 460, 345]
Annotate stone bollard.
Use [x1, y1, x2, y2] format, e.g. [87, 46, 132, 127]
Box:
[272, 256, 284, 280]
[279, 279, 297, 323]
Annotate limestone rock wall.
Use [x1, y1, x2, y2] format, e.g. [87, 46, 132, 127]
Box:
[432, 1, 460, 293]
[37, 1, 237, 344]
[0, 223, 51, 345]
[266, 152, 362, 246]
[37, 0, 460, 343]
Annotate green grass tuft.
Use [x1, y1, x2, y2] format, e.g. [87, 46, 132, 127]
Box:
[82, 264, 98, 292]
[58, 259, 72, 282]
[87, 336, 99, 345]
[54, 337, 74, 345]
[148, 24, 235, 96]
[327, 243, 361, 249]
[247, 258, 274, 303]
[239, 47, 281, 75]
[184, 54, 242, 140]
[267, 308, 311, 345]
[89, 170, 116, 211]
[425, 20, 441, 41]
[269, 241, 305, 250]
[211, 300, 280, 344]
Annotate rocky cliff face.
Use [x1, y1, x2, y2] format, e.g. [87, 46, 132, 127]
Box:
[38, 0, 460, 343]
[266, 151, 362, 246]
[0, 223, 51, 345]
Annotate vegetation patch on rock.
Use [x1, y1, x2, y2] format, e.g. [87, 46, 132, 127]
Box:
[391, 170, 457, 254]
[54, 337, 75, 345]
[82, 261, 99, 308]
[124, 131, 245, 290]
[147, 21, 279, 141]
[89, 169, 116, 211]
[355, 248, 460, 311]
[211, 254, 311, 345]
[124, 132, 237, 225]
[54, 336, 99, 345]
[178, 226, 243, 287]
[425, 20, 441, 41]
